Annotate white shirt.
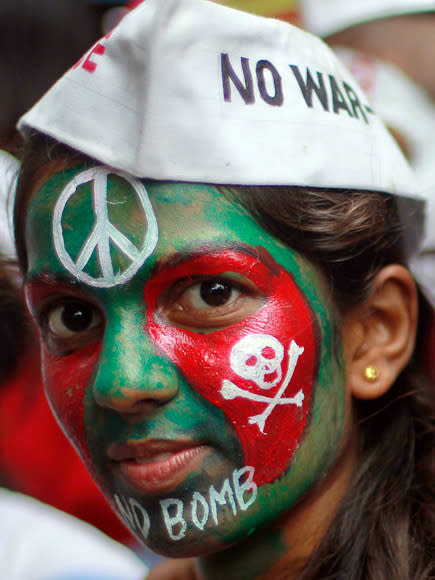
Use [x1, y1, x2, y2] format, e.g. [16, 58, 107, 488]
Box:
[0, 488, 148, 580]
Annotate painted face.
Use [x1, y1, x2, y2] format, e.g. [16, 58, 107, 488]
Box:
[25, 165, 346, 556]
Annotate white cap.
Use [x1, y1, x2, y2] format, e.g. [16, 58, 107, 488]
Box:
[0, 150, 20, 260]
[18, 0, 424, 256]
[300, 0, 435, 37]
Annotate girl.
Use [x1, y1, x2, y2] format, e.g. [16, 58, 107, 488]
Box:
[12, 0, 434, 578]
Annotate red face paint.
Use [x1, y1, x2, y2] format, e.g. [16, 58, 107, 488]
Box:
[42, 345, 100, 472]
[26, 281, 100, 475]
[145, 247, 318, 485]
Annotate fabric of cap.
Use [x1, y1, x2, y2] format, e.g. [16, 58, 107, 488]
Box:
[18, 0, 421, 203]
[300, 0, 435, 37]
[0, 150, 20, 259]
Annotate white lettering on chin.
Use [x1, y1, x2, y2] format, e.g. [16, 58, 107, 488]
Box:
[161, 498, 186, 541]
[160, 466, 258, 541]
[113, 466, 258, 542]
[114, 493, 150, 541]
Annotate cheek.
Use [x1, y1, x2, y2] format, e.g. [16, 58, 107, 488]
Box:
[42, 343, 100, 471]
[146, 270, 318, 486]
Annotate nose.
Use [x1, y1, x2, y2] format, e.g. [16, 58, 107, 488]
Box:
[91, 309, 179, 414]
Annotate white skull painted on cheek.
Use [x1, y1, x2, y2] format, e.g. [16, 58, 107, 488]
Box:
[230, 334, 284, 390]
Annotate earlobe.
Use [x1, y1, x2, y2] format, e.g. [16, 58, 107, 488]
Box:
[343, 265, 418, 400]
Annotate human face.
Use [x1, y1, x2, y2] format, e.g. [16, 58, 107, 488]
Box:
[24, 165, 347, 556]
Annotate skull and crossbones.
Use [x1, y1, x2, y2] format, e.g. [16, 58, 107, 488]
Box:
[221, 334, 304, 434]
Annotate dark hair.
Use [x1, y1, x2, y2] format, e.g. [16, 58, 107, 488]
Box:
[0, 0, 100, 152]
[14, 134, 435, 580]
[0, 258, 32, 384]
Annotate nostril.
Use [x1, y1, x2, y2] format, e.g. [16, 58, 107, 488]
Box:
[120, 395, 164, 420]
[92, 360, 180, 413]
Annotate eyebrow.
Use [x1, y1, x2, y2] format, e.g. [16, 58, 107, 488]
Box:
[24, 271, 88, 292]
[153, 241, 262, 272]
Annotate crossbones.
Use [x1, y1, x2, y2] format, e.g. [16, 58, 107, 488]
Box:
[221, 338, 305, 434]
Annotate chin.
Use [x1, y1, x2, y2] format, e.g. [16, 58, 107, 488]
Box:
[143, 533, 234, 559]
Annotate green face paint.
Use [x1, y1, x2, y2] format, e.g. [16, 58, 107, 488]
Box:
[25, 164, 346, 559]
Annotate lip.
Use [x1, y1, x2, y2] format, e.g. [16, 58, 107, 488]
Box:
[107, 439, 211, 494]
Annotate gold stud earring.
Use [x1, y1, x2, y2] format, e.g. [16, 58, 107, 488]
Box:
[364, 365, 380, 382]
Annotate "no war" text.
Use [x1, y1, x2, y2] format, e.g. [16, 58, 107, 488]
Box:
[221, 53, 374, 124]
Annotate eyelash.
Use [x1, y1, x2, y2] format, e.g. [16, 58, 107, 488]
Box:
[158, 274, 257, 307]
[170, 275, 242, 298]
[155, 275, 265, 328]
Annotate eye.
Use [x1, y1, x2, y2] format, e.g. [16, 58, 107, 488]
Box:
[158, 276, 264, 331]
[183, 280, 240, 309]
[47, 300, 102, 338]
[40, 299, 104, 355]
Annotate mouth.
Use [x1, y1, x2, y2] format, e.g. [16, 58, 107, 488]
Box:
[107, 439, 211, 494]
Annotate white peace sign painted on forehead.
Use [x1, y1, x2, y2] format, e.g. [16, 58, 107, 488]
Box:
[53, 167, 158, 288]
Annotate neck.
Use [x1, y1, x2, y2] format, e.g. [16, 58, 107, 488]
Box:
[195, 438, 357, 580]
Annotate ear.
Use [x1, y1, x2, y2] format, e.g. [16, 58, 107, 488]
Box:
[342, 265, 418, 400]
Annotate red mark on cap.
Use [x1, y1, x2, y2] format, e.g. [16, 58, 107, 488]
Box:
[127, 0, 145, 9]
[73, 31, 113, 74]
[82, 43, 106, 73]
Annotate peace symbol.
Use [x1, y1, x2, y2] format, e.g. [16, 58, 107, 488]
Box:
[53, 167, 158, 288]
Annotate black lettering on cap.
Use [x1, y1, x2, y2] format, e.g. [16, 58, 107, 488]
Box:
[290, 65, 329, 111]
[329, 75, 353, 117]
[343, 82, 368, 124]
[221, 53, 255, 104]
[256, 60, 284, 106]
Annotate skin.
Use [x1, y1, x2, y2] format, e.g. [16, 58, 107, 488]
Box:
[24, 164, 354, 580]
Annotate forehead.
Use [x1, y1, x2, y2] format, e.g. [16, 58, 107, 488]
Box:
[25, 164, 320, 297]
